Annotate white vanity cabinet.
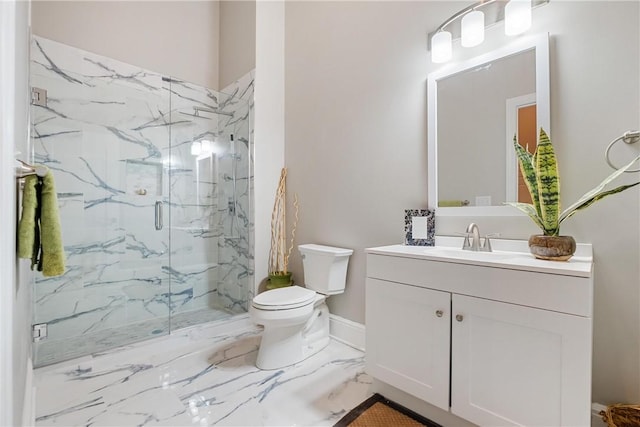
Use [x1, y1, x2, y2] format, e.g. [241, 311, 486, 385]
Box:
[367, 278, 451, 410]
[365, 244, 594, 427]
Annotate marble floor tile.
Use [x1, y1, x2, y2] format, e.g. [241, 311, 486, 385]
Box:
[35, 318, 373, 426]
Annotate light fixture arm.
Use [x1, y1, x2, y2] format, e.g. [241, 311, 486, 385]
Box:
[434, 0, 499, 34]
[428, 0, 549, 52]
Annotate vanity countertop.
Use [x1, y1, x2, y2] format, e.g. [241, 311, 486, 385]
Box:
[366, 236, 593, 278]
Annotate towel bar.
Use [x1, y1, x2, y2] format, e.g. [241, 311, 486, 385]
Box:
[15, 159, 48, 179]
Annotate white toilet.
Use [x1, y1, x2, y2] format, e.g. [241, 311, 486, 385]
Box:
[251, 244, 353, 370]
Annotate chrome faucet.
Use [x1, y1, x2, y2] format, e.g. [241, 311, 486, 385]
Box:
[463, 223, 481, 251]
[461, 223, 494, 252]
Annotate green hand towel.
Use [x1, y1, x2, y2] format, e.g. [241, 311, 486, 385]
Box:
[17, 168, 65, 277]
[17, 175, 37, 259]
[40, 171, 65, 276]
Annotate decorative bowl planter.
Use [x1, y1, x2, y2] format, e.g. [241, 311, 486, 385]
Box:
[508, 129, 640, 262]
[266, 272, 293, 290]
[528, 235, 576, 261]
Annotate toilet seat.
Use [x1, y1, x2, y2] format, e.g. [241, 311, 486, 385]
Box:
[252, 285, 317, 311]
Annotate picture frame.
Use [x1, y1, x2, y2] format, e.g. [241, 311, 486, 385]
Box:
[404, 209, 435, 246]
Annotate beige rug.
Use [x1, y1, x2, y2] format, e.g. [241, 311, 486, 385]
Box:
[334, 394, 440, 427]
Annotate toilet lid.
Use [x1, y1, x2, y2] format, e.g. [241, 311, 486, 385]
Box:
[252, 286, 316, 310]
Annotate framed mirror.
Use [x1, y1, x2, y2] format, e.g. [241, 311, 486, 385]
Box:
[427, 33, 550, 217]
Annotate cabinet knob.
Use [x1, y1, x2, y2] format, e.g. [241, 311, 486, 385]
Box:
[456, 314, 464, 322]
[436, 310, 444, 317]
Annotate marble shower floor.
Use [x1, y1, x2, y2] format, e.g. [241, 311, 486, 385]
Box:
[34, 316, 373, 426]
[34, 308, 236, 367]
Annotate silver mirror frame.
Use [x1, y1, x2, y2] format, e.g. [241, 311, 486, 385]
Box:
[427, 33, 550, 217]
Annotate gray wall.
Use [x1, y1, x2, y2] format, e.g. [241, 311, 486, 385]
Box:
[284, 1, 640, 405]
[32, 1, 221, 89]
[31, 0, 257, 95]
[14, 0, 32, 419]
[1, 1, 34, 425]
[254, 0, 285, 291]
[220, 1, 256, 89]
[285, 0, 440, 331]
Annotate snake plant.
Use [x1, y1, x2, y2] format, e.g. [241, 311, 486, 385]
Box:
[506, 128, 640, 236]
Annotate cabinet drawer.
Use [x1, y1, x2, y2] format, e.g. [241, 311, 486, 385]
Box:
[367, 253, 592, 317]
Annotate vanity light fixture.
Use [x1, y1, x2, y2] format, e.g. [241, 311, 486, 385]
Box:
[429, 0, 547, 63]
[432, 31, 453, 63]
[461, 10, 485, 47]
[505, 0, 532, 35]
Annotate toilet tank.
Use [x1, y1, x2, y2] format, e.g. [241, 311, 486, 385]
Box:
[299, 244, 353, 295]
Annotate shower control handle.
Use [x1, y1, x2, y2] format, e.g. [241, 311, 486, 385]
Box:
[155, 201, 163, 230]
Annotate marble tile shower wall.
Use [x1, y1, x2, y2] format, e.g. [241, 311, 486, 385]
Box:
[218, 69, 255, 312]
[166, 75, 252, 315]
[30, 36, 254, 362]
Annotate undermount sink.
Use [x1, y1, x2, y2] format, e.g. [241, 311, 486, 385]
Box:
[422, 246, 525, 261]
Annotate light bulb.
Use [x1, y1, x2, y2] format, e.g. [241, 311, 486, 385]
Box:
[461, 10, 485, 47]
[505, 0, 532, 36]
[431, 31, 452, 63]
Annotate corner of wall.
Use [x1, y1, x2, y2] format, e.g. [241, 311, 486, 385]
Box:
[254, 1, 285, 295]
[1, 1, 32, 425]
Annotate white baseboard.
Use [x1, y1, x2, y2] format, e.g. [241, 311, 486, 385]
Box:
[22, 357, 34, 427]
[591, 403, 607, 427]
[329, 314, 365, 352]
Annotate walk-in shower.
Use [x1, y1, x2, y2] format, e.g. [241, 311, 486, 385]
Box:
[29, 36, 253, 367]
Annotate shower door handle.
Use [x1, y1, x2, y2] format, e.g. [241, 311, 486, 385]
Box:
[155, 201, 163, 230]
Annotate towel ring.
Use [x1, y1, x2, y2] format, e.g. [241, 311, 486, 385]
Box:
[605, 130, 640, 172]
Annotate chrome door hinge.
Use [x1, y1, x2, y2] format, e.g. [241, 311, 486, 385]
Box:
[32, 323, 48, 342]
[31, 87, 47, 107]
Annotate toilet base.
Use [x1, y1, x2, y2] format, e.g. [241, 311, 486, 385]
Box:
[255, 303, 331, 370]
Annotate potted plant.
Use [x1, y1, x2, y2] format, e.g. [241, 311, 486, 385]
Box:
[268, 168, 299, 288]
[507, 128, 640, 261]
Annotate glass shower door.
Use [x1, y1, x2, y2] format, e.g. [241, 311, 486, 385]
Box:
[30, 36, 172, 367]
[29, 36, 253, 367]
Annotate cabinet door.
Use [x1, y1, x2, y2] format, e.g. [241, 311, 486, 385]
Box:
[451, 294, 592, 427]
[365, 278, 451, 410]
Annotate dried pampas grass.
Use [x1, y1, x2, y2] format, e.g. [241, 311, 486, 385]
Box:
[269, 168, 299, 275]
